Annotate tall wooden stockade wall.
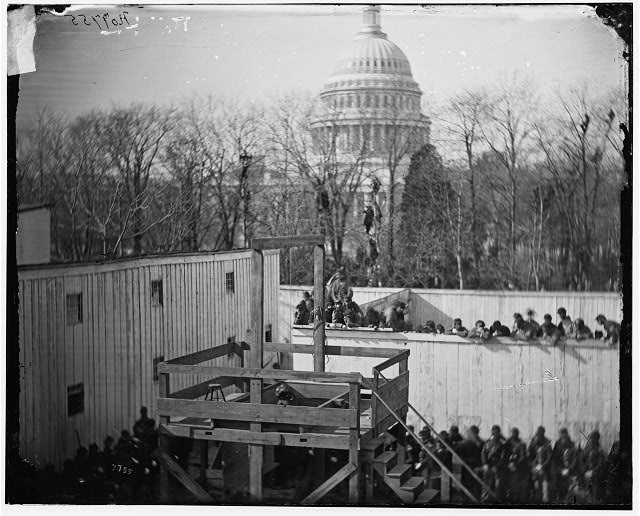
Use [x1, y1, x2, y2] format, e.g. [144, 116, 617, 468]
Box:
[291, 329, 620, 451]
[17, 249, 280, 468]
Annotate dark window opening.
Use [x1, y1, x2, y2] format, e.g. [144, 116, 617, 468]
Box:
[67, 383, 84, 417]
[225, 272, 235, 294]
[265, 324, 273, 343]
[153, 355, 165, 382]
[151, 280, 163, 306]
[66, 293, 83, 325]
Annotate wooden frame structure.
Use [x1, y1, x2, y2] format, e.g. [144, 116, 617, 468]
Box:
[156, 339, 412, 503]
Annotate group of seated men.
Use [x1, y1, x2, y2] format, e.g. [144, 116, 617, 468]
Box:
[294, 291, 408, 331]
[417, 307, 620, 345]
[402, 423, 630, 505]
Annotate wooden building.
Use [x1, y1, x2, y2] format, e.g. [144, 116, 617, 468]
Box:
[17, 249, 280, 468]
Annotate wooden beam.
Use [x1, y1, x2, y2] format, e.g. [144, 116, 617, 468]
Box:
[157, 363, 363, 384]
[300, 462, 357, 505]
[349, 382, 361, 503]
[264, 342, 402, 359]
[249, 249, 264, 502]
[251, 234, 325, 250]
[186, 428, 352, 449]
[159, 373, 170, 426]
[165, 343, 237, 366]
[157, 398, 358, 428]
[152, 447, 214, 503]
[313, 244, 325, 372]
[317, 390, 350, 408]
[373, 349, 411, 373]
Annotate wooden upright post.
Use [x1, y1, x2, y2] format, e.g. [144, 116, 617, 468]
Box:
[313, 244, 325, 372]
[158, 372, 171, 502]
[249, 250, 264, 502]
[349, 382, 361, 503]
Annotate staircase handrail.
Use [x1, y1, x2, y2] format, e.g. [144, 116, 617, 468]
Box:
[360, 376, 480, 503]
[374, 369, 495, 500]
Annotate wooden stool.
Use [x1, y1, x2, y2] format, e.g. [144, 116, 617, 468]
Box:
[204, 383, 226, 402]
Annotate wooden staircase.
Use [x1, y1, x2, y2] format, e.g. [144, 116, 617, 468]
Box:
[361, 433, 438, 505]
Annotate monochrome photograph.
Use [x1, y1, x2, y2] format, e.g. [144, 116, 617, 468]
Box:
[5, 2, 631, 508]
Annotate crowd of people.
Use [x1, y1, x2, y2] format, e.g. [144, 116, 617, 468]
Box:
[295, 293, 621, 346]
[402, 423, 630, 506]
[417, 307, 620, 345]
[11, 407, 160, 503]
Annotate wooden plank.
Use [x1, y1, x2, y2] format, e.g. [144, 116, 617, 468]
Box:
[349, 382, 360, 503]
[157, 363, 363, 384]
[156, 398, 358, 428]
[167, 344, 238, 366]
[317, 390, 350, 408]
[373, 349, 411, 373]
[301, 462, 357, 505]
[285, 381, 358, 400]
[184, 428, 351, 449]
[313, 244, 325, 372]
[151, 447, 214, 503]
[264, 342, 402, 359]
[251, 234, 325, 250]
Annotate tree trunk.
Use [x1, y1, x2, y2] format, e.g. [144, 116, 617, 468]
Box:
[387, 170, 395, 276]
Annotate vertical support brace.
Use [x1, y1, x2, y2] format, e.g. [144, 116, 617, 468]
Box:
[158, 372, 171, 501]
[313, 244, 325, 372]
[349, 381, 361, 503]
[249, 250, 264, 502]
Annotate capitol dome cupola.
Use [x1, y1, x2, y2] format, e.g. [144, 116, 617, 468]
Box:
[312, 5, 430, 155]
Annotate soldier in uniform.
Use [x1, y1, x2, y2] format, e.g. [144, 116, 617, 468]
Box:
[447, 318, 469, 337]
[552, 427, 578, 502]
[457, 425, 484, 501]
[506, 428, 529, 503]
[468, 320, 491, 340]
[595, 314, 621, 346]
[481, 425, 507, 502]
[540, 314, 557, 340]
[573, 318, 594, 340]
[528, 426, 553, 503]
[582, 430, 607, 504]
[343, 294, 364, 327]
[490, 320, 511, 337]
[294, 299, 310, 325]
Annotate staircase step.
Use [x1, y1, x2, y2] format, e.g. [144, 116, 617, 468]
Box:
[373, 450, 397, 465]
[414, 488, 439, 505]
[400, 475, 426, 497]
[386, 464, 412, 484]
[361, 436, 386, 452]
[373, 450, 397, 473]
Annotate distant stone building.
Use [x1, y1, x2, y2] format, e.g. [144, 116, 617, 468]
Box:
[311, 5, 431, 267]
[312, 5, 430, 180]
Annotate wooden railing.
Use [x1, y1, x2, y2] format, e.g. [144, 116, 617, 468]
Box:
[371, 350, 410, 436]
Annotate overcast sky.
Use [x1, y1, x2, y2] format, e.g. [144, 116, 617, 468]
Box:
[17, 4, 626, 127]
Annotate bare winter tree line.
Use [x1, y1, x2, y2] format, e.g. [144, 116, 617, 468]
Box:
[16, 76, 625, 291]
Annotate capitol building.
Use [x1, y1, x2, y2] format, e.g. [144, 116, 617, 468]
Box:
[312, 5, 431, 185]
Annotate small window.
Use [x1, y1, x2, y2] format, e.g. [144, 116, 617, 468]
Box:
[67, 383, 84, 417]
[66, 293, 83, 325]
[265, 324, 273, 343]
[151, 280, 163, 306]
[153, 355, 165, 382]
[225, 272, 235, 294]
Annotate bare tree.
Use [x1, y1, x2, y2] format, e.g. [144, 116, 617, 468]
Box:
[440, 89, 492, 269]
[533, 86, 620, 289]
[482, 74, 537, 276]
[267, 93, 370, 267]
[102, 104, 173, 255]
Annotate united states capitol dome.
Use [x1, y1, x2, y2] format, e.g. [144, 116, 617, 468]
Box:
[313, 5, 430, 155]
